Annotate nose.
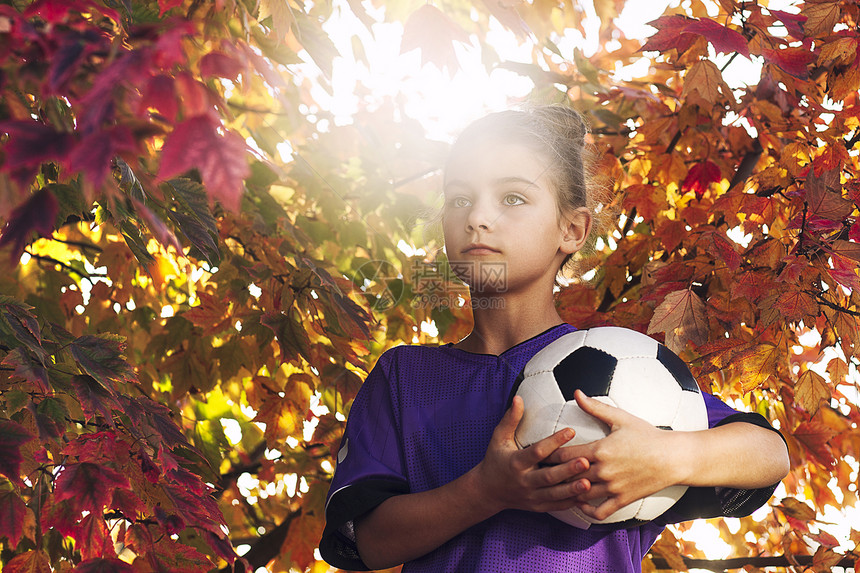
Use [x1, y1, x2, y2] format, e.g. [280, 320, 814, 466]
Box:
[465, 199, 493, 232]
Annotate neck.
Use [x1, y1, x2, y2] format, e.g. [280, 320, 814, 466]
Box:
[453, 286, 565, 355]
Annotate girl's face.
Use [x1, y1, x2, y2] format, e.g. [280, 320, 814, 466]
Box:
[442, 138, 590, 294]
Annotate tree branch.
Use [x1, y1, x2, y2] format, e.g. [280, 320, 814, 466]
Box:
[222, 510, 300, 573]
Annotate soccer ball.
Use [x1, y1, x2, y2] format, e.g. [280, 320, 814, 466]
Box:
[513, 326, 708, 528]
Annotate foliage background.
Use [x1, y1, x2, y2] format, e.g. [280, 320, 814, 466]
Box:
[0, 0, 859, 571]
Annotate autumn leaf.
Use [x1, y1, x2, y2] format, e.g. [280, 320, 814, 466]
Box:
[647, 289, 709, 353]
[0, 491, 32, 549]
[54, 462, 130, 515]
[761, 46, 815, 78]
[641, 15, 698, 55]
[732, 342, 780, 392]
[681, 160, 721, 199]
[259, 0, 294, 42]
[69, 334, 137, 391]
[793, 420, 836, 466]
[0, 187, 59, 260]
[199, 51, 245, 80]
[682, 60, 729, 105]
[802, 1, 841, 36]
[0, 421, 35, 484]
[75, 514, 117, 560]
[795, 370, 830, 416]
[4, 550, 51, 573]
[401, 5, 470, 72]
[683, 18, 750, 57]
[70, 375, 119, 423]
[2, 347, 50, 393]
[159, 115, 250, 212]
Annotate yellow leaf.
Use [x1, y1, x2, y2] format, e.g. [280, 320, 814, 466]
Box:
[682, 60, 728, 105]
[781, 142, 810, 176]
[733, 342, 780, 392]
[260, 0, 294, 43]
[802, 1, 841, 36]
[817, 37, 857, 66]
[795, 369, 830, 416]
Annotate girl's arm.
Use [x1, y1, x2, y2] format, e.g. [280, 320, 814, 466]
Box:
[548, 390, 790, 522]
[354, 396, 590, 570]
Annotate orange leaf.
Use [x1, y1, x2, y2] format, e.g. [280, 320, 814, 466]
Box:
[795, 369, 830, 416]
[4, 550, 51, 573]
[793, 420, 836, 466]
[802, 1, 841, 36]
[647, 289, 709, 353]
[732, 342, 780, 392]
[682, 60, 729, 105]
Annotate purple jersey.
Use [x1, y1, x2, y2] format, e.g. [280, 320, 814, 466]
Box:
[320, 324, 780, 572]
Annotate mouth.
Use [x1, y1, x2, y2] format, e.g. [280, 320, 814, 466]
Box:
[463, 243, 500, 254]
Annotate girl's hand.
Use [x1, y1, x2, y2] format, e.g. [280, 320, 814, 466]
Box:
[546, 389, 681, 522]
[472, 396, 592, 515]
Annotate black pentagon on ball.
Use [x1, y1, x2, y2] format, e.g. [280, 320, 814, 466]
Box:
[552, 347, 617, 400]
[656, 344, 700, 393]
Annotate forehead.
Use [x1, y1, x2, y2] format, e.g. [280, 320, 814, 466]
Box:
[444, 139, 552, 188]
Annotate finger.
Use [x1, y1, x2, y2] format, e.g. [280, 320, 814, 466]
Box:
[494, 396, 525, 441]
[575, 497, 628, 522]
[574, 390, 628, 428]
[523, 427, 575, 464]
[544, 445, 591, 466]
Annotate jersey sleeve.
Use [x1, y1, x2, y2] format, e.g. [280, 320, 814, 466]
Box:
[319, 350, 409, 571]
[660, 392, 787, 524]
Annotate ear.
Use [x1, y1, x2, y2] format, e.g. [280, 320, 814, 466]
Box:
[560, 207, 592, 255]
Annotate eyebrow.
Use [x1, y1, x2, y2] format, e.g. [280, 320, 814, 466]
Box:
[443, 175, 538, 191]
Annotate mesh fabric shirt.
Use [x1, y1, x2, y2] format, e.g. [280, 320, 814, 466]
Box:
[320, 323, 781, 572]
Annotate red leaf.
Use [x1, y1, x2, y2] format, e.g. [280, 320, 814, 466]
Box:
[154, 505, 185, 535]
[72, 559, 134, 573]
[2, 348, 50, 393]
[761, 46, 815, 78]
[163, 481, 225, 533]
[199, 51, 244, 80]
[146, 538, 214, 573]
[41, 499, 80, 536]
[0, 490, 30, 548]
[54, 462, 130, 515]
[0, 188, 59, 260]
[641, 15, 698, 54]
[793, 420, 836, 466]
[110, 489, 146, 522]
[153, 22, 194, 68]
[67, 128, 135, 188]
[681, 160, 721, 199]
[24, 0, 119, 24]
[70, 375, 119, 423]
[69, 334, 137, 391]
[683, 18, 750, 57]
[770, 9, 807, 39]
[647, 289, 709, 352]
[401, 5, 470, 71]
[158, 115, 249, 212]
[140, 74, 178, 122]
[0, 121, 74, 185]
[706, 230, 742, 272]
[75, 514, 117, 560]
[4, 550, 51, 573]
[0, 420, 34, 484]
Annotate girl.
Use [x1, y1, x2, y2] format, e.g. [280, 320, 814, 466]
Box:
[319, 106, 790, 572]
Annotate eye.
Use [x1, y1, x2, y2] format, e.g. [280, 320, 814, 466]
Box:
[503, 194, 525, 206]
[448, 196, 471, 208]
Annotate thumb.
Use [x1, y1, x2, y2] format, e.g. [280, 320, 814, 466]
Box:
[574, 389, 626, 429]
[495, 395, 525, 440]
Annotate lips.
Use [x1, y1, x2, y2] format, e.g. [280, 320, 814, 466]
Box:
[463, 243, 500, 254]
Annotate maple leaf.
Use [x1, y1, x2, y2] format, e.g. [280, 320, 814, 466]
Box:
[74, 514, 117, 560]
[54, 462, 130, 515]
[683, 18, 750, 57]
[199, 51, 244, 80]
[70, 375, 119, 423]
[795, 370, 830, 416]
[681, 160, 721, 199]
[682, 60, 730, 105]
[731, 342, 780, 392]
[0, 187, 59, 261]
[261, 308, 313, 364]
[761, 46, 815, 79]
[0, 420, 35, 484]
[69, 334, 137, 391]
[145, 537, 214, 573]
[4, 550, 51, 573]
[140, 74, 179, 122]
[769, 9, 807, 39]
[793, 420, 836, 466]
[641, 15, 698, 55]
[71, 559, 134, 573]
[0, 121, 74, 186]
[400, 5, 470, 72]
[647, 289, 709, 353]
[2, 347, 50, 393]
[0, 491, 33, 549]
[259, 0, 293, 42]
[802, 2, 841, 36]
[158, 0, 183, 17]
[67, 128, 136, 189]
[158, 115, 250, 212]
